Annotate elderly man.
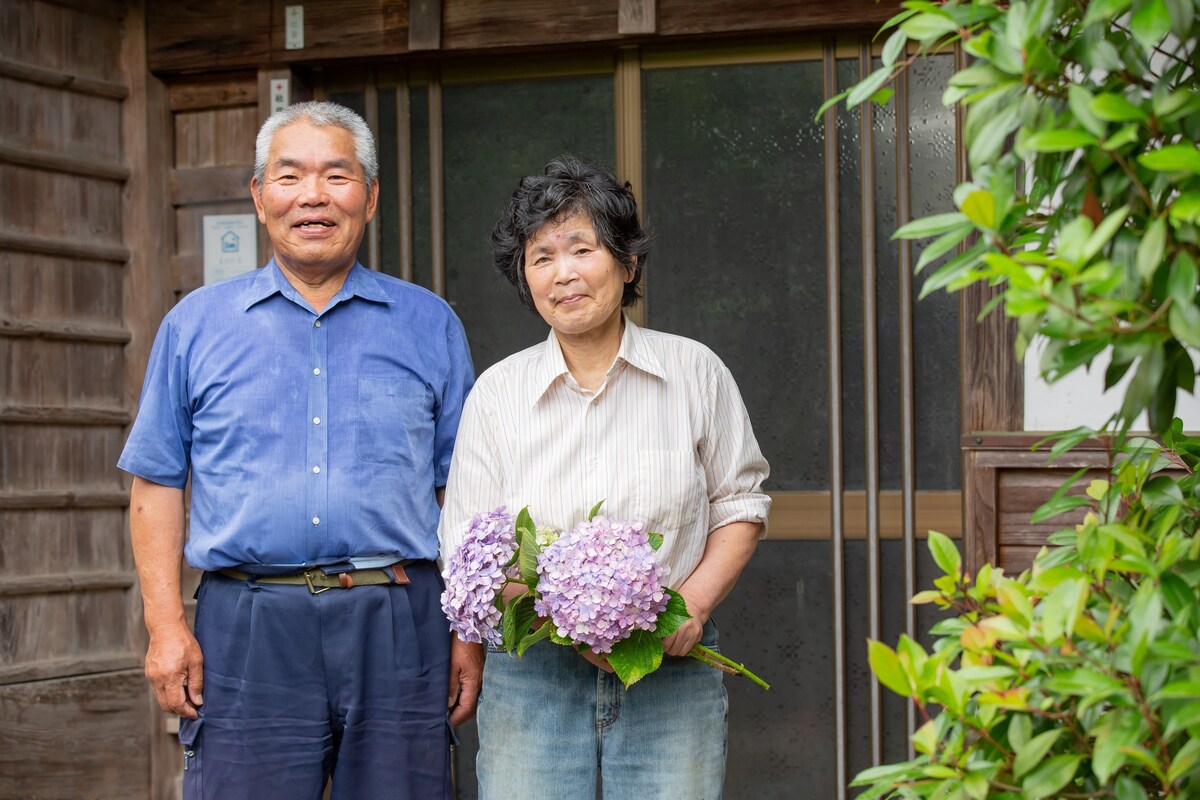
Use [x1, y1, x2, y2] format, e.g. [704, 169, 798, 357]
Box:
[119, 101, 481, 799]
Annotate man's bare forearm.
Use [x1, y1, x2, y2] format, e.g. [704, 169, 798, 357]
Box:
[130, 476, 187, 632]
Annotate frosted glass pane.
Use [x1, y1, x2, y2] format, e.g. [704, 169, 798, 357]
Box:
[642, 61, 828, 491]
[442, 76, 615, 374]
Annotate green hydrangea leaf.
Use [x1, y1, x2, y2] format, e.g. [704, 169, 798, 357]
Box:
[607, 629, 663, 688]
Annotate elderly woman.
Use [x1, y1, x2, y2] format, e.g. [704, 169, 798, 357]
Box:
[438, 156, 770, 799]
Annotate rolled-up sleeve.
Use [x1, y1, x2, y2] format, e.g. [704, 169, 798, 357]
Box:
[702, 363, 771, 537]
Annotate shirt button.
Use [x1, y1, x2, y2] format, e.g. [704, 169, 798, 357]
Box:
[315, 320, 322, 328]
[313, 417, 321, 425]
[312, 466, 320, 474]
[312, 517, 320, 525]
[313, 367, 321, 375]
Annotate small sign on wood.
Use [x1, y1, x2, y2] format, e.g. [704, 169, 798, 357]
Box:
[203, 214, 259, 285]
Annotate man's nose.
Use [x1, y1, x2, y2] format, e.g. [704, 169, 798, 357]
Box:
[298, 176, 328, 205]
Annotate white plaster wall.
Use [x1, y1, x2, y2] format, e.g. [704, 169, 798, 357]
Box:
[1024, 342, 1200, 431]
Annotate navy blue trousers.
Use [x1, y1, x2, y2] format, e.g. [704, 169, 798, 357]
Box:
[180, 562, 452, 800]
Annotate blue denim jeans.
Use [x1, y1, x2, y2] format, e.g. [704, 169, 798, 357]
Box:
[476, 621, 727, 800]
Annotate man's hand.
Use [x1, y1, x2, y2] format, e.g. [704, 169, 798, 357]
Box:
[145, 620, 205, 718]
[578, 647, 615, 673]
[447, 635, 484, 726]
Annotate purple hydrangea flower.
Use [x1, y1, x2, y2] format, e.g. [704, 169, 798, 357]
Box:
[440, 507, 517, 644]
[534, 515, 670, 654]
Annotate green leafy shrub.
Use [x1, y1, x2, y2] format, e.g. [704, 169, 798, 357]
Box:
[835, 0, 1200, 797]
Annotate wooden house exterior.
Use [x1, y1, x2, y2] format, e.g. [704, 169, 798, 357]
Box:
[1, 1, 1093, 797]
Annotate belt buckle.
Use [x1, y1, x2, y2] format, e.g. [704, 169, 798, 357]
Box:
[303, 567, 332, 595]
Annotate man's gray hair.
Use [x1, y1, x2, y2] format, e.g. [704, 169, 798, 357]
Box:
[254, 100, 379, 188]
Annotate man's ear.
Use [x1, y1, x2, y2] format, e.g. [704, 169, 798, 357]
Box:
[250, 177, 267, 224]
[365, 179, 380, 223]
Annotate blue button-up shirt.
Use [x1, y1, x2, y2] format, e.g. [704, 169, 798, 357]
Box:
[118, 262, 474, 571]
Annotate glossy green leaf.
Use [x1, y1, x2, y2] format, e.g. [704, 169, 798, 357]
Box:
[1164, 700, 1200, 740]
[1021, 754, 1082, 799]
[647, 531, 664, 551]
[1130, 0, 1172, 50]
[1013, 729, 1065, 779]
[814, 90, 850, 122]
[1083, 0, 1133, 26]
[894, 211, 970, 239]
[1169, 302, 1200, 349]
[1081, 204, 1130, 263]
[1093, 709, 1141, 782]
[914, 223, 974, 273]
[846, 67, 893, 109]
[1091, 92, 1149, 122]
[881, 29, 907, 67]
[1167, 736, 1200, 783]
[960, 189, 996, 230]
[1136, 217, 1167, 279]
[927, 530, 961, 577]
[899, 12, 959, 42]
[867, 639, 913, 697]
[1140, 144, 1200, 174]
[1025, 129, 1098, 152]
[1068, 84, 1106, 138]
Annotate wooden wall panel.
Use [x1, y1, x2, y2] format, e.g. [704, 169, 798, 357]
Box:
[0, 425, 126, 490]
[656, 0, 894, 35]
[964, 437, 1110, 575]
[0, 78, 124, 163]
[147, 0, 910, 72]
[0, 671, 151, 800]
[442, 0, 617, 51]
[0, 254, 124, 324]
[0, 166, 124, 244]
[147, 0, 271, 73]
[1, 339, 125, 409]
[0, 509, 129, 573]
[270, 0, 409, 61]
[1, 1, 154, 796]
[175, 106, 259, 168]
[0, 0, 124, 84]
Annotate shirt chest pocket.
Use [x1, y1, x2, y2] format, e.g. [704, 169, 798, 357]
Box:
[356, 376, 432, 467]
[634, 450, 706, 542]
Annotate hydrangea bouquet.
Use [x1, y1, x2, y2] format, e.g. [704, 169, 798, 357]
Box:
[441, 502, 768, 689]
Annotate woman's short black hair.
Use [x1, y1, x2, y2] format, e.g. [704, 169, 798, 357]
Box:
[490, 156, 649, 313]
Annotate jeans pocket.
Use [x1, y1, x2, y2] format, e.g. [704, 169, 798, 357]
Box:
[178, 716, 204, 799]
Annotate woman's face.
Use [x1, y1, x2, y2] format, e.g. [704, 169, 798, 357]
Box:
[523, 213, 634, 340]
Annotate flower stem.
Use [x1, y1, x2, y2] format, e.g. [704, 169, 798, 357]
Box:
[689, 644, 770, 690]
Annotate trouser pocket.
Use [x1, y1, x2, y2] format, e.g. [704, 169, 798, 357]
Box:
[179, 716, 204, 799]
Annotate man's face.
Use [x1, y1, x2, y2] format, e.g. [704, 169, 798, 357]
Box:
[251, 120, 378, 276]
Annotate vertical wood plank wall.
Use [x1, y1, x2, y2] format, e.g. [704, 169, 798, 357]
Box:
[0, 1, 161, 797]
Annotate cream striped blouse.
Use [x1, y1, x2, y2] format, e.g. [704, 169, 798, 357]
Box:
[438, 317, 771, 589]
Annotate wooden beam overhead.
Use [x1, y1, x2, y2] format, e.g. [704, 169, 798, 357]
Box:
[0, 142, 130, 182]
[0, 55, 128, 99]
[619, 0, 656, 35]
[409, 0, 443, 51]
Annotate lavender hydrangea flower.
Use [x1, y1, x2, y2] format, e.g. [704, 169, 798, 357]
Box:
[440, 507, 517, 644]
[534, 515, 670, 655]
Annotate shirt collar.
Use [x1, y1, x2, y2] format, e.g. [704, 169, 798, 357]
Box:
[243, 260, 394, 312]
[528, 315, 666, 407]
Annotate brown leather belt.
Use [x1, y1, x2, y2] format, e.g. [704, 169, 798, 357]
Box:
[218, 562, 413, 594]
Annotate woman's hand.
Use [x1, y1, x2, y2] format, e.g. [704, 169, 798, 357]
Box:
[662, 587, 708, 656]
[579, 647, 615, 673]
